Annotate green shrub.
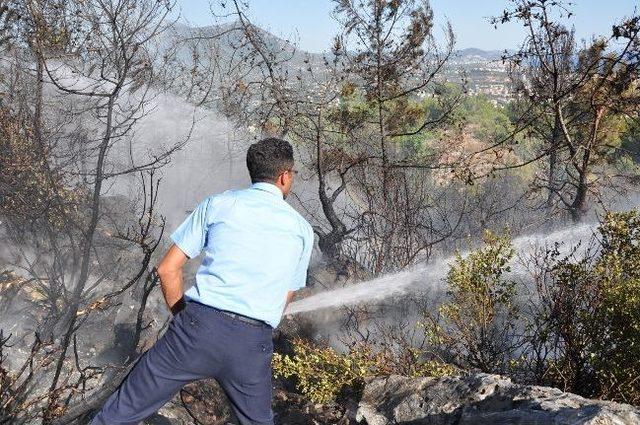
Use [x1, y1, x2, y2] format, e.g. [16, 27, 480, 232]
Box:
[272, 337, 456, 403]
[272, 338, 378, 404]
[428, 231, 520, 374]
[546, 210, 640, 403]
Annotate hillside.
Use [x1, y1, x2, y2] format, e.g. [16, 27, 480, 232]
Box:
[162, 22, 512, 105]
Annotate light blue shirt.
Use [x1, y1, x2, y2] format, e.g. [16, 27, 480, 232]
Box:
[170, 182, 314, 328]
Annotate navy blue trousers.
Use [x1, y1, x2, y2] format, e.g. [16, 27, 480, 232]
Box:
[91, 300, 275, 424]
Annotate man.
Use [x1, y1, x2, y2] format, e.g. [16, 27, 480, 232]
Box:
[92, 137, 314, 425]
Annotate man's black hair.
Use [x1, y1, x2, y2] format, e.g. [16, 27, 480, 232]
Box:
[246, 137, 294, 184]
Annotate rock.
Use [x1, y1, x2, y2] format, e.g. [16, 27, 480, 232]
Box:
[356, 373, 640, 425]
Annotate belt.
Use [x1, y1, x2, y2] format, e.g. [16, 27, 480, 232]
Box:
[186, 299, 271, 328]
[215, 307, 271, 328]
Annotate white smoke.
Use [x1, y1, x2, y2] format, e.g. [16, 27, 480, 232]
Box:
[285, 223, 595, 315]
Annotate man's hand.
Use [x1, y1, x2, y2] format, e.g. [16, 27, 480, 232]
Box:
[283, 290, 295, 314]
[157, 244, 189, 315]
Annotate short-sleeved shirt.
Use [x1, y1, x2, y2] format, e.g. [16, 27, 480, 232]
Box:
[169, 182, 314, 328]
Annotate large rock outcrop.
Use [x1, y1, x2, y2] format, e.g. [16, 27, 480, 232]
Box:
[356, 374, 640, 425]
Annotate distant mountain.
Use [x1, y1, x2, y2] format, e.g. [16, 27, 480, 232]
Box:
[165, 21, 324, 71]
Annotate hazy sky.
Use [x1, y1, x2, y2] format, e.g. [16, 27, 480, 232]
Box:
[177, 1, 639, 53]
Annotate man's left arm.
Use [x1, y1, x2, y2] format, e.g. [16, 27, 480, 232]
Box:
[284, 222, 314, 314]
[284, 290, 295, 311]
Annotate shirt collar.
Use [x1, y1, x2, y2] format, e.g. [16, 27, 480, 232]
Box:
[251, 182, 284, 198]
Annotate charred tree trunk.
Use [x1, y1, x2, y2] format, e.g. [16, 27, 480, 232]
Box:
[546, 111, 562, 211]
[315, 111, 349, 261]
[569, 109, 602, 223]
